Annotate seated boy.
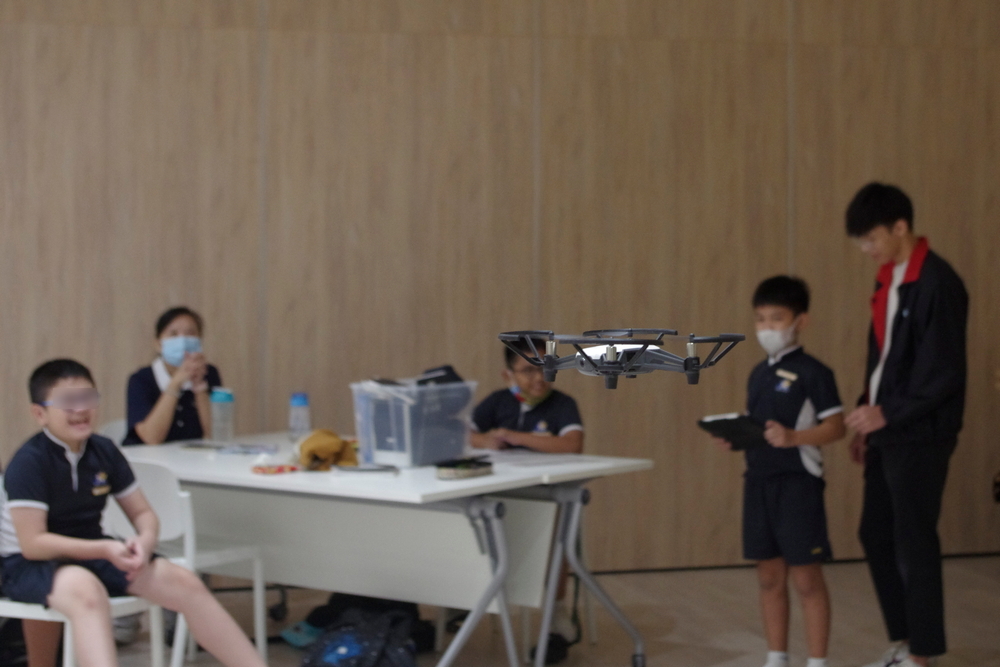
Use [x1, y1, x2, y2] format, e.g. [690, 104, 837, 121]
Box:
[0, 359, 267, 667]
[470, 339, 583, 454]
[713, 277, 845, 667]
[469, 339, 583, 663]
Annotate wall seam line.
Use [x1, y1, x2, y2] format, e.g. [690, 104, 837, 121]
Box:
[786, 0, 796, 275]
[256, 0, 271, 431]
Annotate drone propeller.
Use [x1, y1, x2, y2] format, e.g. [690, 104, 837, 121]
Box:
[498, 329, 745, 388]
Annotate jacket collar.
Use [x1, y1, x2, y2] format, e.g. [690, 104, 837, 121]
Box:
[871, 237, 929, 351]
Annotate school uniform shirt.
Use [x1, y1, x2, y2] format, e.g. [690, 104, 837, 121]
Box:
[745, 346, 843, 478]
[471, 389, 583, 446]
[122, 358, 222, 446]
[0, 430, 139, 557]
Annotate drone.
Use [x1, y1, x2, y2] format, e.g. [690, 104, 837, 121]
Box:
[499, 329, 745, 389]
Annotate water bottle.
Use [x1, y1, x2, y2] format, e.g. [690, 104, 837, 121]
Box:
[289, 392, 311, 441]
[210, 388, 235, 441]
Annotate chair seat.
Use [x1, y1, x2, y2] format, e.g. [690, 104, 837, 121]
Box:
[0, 596, 165, 667]
[0, 595, 150, 621]
[157, 535, 260, 570]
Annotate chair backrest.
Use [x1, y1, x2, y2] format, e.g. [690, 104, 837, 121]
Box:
[103, 461, 195, 565]
[98, 419, 128, 447]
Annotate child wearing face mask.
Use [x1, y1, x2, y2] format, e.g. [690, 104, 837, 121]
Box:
[713, 276, 846, 667]
[122, 306, 222, 446]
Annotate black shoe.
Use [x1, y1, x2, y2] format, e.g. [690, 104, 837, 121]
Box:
[530, 633, 571, 665]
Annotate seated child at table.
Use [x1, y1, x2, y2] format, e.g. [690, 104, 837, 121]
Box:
[123, 306, 222, 446]
[0, 359, 266, 667]
[470, 339, 584, 663]
[470, 339, 583, 454]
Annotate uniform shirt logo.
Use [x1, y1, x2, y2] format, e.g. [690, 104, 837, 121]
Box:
[91, 471, 110, 496]
[533, 420, 551, 435]
[775, 368, 797, 393]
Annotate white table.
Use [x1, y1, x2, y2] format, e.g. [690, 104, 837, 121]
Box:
[124, 435, 652, 667]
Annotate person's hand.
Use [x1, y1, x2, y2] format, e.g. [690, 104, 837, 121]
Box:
[712, 437, 732, 452]
[845, 405, 886, 435]
[494, 428, 521, 448]
[105, 539, 145, 580]
[185, 352, 208, 387]
[169, 353, 207, 393]
[764, 420, 797, 448]
[122, 536, 152, 581]
[849, 432, 868, 466]
[478, 430, 509, 450]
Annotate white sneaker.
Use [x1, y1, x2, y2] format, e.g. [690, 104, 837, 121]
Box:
[862, 643, 910, 667]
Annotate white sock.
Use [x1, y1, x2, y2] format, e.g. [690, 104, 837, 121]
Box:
[806, 658, 828, 667]
[764, 651, 789, 667]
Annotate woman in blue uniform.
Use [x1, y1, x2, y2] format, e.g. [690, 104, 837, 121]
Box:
[123, 306, 222, 446]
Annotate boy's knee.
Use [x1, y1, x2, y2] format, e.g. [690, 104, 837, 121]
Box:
[756, 562, 787, 593]
[51, 565, 110, 611]
[790, 565, 827, 599]
[159, 561, 209, 598]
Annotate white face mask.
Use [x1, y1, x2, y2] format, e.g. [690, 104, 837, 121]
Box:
[756, 320, 798, 357]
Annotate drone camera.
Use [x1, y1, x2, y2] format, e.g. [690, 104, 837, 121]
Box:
[605, 375, 618, 389]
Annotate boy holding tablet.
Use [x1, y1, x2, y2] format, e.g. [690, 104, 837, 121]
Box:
[713, 276, 845, 667]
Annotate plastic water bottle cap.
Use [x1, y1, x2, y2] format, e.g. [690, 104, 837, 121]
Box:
[210, 388, 234, 403]
[290, 392, 309, 407]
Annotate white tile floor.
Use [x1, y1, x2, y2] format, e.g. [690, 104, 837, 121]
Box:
[115, 557, 1000, 667]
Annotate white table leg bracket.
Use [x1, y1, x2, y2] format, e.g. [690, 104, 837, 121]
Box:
[532, 483, 646, 667]
[436, 498, 519, 667]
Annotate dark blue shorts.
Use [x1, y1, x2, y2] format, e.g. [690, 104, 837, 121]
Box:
[742, 473, 832, 566]
[1, 552, 145, 606]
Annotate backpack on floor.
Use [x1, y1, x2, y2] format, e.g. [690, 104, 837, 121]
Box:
[300, 607, 416, 667]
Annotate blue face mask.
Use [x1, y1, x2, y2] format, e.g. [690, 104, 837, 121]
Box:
[161, 336, 202, 366]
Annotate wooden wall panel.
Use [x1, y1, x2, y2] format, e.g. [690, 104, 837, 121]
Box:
[0, 14, 260, 460]
[537, 0, 790, 570]
[260, 1, 536, 434]
[793, 2, 1000, 559]
[2, 0, 998, 572]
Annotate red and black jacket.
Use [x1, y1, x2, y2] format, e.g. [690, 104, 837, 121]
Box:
[862, 238, 968, 446]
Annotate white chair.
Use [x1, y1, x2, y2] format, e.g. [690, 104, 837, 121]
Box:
[0, 475, 165, 667]
[104, 460, 267, 667]
[98, 419, 128, 447]
[0, 596, 165, 667]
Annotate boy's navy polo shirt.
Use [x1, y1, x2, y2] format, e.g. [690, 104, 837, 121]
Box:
[471, 389, 583, 444]
[122, 361, 222, 445]
[745, 346, 842, 478]
[0, 430, 138, 557]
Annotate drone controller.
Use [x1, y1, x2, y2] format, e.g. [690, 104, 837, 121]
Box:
[499, 328, 745, 389]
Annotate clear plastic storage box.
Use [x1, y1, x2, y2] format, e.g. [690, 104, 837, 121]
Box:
[350, 380, 477, 467]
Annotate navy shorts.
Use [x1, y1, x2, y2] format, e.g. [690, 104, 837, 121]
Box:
[742, 473, 832, 566]
[1, 552, 145, 606]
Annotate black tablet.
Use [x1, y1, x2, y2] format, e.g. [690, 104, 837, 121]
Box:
[697, 413, 767, 451]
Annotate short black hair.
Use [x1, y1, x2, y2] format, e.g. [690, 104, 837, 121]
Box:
[155, 306, 204, 338]
[752, 275, 810, 316]
[504, 338, 546, 369]
[845, 182, 914, 236]
[29, 359, 95, 405]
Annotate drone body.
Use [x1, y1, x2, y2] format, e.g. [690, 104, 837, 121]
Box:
[499, 329, 745, 389]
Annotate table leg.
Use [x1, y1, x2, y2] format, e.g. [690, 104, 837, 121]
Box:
[535, 484, 646, 667]
[532, 500, 569, 667]
[435, 498, 519, 667]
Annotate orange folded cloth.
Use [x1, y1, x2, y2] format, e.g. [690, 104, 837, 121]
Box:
[297, 429, 358, 471]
